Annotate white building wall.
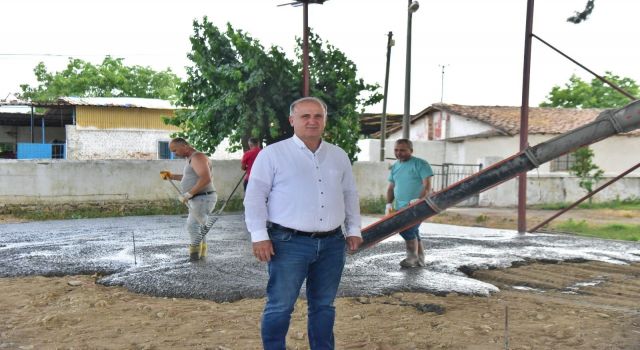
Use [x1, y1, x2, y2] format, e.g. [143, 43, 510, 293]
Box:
[0, 159, 637, 207]
[447, 114, 494, 139]
[66, 125, 173, 160]
[357, 139, 450, 164]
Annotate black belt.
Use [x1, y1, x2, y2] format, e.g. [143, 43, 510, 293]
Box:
[269, 223, 342, 238]
[192, 191, 215, 198]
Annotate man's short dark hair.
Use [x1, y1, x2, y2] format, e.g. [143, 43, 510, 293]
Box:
[170, 137, 189, 146]
[395, 138, 413, 151]
[248, 138, 260, 147]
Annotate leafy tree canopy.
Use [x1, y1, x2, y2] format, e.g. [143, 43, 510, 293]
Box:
[19, 56, 181, 102]
[539, 72, 638, 108]
[169, 17, 381, 161]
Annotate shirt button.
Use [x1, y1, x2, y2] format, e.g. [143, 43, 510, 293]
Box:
[318, 179, 322, 182]
[321, 192, 324, 194]
[320, 218, 323, 221]
[321, 205, 324, 208]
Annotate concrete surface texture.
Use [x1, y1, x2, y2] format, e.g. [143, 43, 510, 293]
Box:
[1, 215, 638, 302]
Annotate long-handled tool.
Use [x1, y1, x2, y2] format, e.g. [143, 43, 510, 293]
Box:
[168, 179, 205, 225]
[213, 171, 246, 215]
[198, 172, 246, 236]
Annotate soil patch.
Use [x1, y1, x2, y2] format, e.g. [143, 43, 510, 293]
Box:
[1, 261, 639, 349]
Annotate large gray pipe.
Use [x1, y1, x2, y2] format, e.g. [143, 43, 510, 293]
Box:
[356, 100, 640, 252]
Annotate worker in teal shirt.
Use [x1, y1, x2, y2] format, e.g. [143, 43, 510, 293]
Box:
[385, 139, 434, 267]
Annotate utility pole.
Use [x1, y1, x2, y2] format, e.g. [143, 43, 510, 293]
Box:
[380, 31, 394, 161]
[439, 64, 448, 103]
[402, 0, 420, 139]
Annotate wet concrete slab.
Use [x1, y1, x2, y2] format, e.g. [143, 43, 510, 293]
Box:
[1, 214, 639, 302]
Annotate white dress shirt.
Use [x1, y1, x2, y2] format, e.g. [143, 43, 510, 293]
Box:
[244, 135, 361, 242]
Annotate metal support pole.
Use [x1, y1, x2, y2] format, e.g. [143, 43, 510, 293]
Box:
[518, 0, 535, 234]
[528, 162, 640, 233]
[532, 34, 637, 101]
[302, 0, 310, 97]
[380, 31, 394, 161]
[402, 0, 416, 139]
[30, 105, 34, 143]
[41, 117, 45, 144]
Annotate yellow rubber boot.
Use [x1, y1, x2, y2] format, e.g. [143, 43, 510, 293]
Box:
[199, 242, 208, 259]
[188, 245, 200, 262]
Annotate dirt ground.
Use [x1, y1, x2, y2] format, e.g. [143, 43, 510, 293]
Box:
[1, 209, 640, 349]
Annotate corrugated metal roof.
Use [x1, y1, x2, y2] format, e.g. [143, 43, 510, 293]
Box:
[0, 105, 32, 114]
[58, 97, 176, 110]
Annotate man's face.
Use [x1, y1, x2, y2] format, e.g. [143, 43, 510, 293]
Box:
[394, 142, 413, 161]
[289, 100, 326, 140]
[169, 142, 187, 157]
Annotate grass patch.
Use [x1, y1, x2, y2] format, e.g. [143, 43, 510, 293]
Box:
[10, 197, 247, 222]
[534, 198, 640, 210]
[11, 200, 189, 221]
[216, 197, 244, 212]
[360, 196, 386, 215]
[553, 219, 640, 241]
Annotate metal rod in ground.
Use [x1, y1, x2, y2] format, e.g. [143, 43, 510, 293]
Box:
[504, 305, 509, 350]
[132, 231, 137, 265]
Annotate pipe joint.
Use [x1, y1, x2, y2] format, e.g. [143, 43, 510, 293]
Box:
[523, 148, 541, 168]
[424, 196, 443, 213]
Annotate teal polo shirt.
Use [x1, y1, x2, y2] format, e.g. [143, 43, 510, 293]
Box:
[388, 156, 434, 210]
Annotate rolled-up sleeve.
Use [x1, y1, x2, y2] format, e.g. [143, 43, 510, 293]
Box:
[342, 157, 361, 238]
[243, 151, 272, 242]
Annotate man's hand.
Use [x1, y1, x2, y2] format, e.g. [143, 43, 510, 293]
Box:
[346, 236, 363, 252]
[252, 240, 275, 262]
[179, 192, 193, 204]
[160, 170, 172, 180]
[384, 203, 395, 216]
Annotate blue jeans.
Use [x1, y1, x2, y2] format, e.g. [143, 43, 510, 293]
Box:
[262, 227, 347, 350]
[399, 223, 421, 241]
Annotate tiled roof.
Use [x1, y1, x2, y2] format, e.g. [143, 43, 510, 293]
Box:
[430, 103, 606, 135]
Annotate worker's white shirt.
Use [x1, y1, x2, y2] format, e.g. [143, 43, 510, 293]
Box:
[244, 135, 362, 242]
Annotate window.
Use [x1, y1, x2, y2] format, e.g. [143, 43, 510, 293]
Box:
[550, 152, 576, 172]
[158, 141, 174, 159]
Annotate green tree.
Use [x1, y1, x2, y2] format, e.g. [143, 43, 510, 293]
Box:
[19, 56, 181, 101]
[169, 17, 381, 161]
[539, 72, 638, 109]
[570, 147, 604, 202]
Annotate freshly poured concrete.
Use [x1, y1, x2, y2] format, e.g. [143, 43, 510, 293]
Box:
[1, 215, 639, 302]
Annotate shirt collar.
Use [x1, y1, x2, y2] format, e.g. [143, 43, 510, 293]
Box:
[292, 134, 324, 153]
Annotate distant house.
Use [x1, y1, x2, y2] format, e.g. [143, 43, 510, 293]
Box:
[0, 96, 180, 160]
[375, 103, 639, 175]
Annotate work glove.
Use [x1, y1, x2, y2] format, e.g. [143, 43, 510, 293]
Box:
[160, 170, 172, 180]
[179, 192, 193, 204]
[384, 203, 395, 216]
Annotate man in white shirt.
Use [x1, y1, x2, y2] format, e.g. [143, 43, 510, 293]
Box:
[244, 96, 363, 350]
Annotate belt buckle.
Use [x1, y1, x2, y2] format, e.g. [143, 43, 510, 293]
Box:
[310, 232, 320, 239]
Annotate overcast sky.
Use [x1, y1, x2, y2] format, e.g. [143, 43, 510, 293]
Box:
[1, 0, 638, 113]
